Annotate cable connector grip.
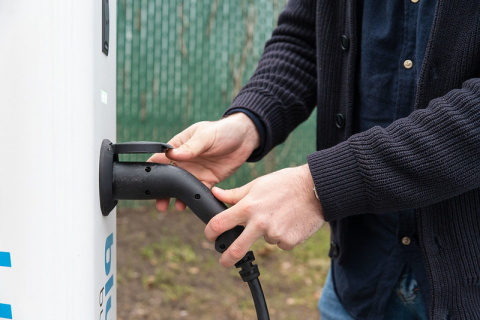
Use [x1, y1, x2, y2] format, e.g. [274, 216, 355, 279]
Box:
[235, 251, 260, 282]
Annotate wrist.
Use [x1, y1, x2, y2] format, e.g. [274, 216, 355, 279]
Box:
[298, 164, 324, 214]
[298, 164, 315, 189]
[224, 112, 261, 151]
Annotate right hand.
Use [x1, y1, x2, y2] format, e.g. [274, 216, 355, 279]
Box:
[148, 112, 261, 211]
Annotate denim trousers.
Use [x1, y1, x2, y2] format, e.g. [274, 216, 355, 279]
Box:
[318, 265, 427, 320]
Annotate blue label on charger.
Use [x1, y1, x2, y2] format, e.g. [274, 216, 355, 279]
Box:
[0, 252, 12, 318]
[0, 252, 11, 268]
[0, 304, 12, 319]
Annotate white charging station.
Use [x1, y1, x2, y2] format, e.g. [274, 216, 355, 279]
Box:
[0, 1, 117, 319]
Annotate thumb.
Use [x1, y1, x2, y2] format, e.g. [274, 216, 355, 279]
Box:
[167, 134, 213, 161]
[212, 183, 253, 205]
[147, 134, 185, 163]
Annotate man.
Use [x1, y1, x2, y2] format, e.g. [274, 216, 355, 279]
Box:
[149, 0, 480, 318]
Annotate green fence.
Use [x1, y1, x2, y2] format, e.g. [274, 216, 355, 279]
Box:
[116, 0, 317, 193]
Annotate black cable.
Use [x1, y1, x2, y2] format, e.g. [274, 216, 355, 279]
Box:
[235, 251, 270, 320]
[248, 278, 269, 320]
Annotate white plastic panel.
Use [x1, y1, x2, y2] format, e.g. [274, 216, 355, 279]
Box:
[0, 0, 116, 319]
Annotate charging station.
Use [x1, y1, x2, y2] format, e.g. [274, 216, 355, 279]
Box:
[0, 1, 117, 319]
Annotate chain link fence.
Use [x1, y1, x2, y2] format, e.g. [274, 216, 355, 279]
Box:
[117, 0, 317, 195]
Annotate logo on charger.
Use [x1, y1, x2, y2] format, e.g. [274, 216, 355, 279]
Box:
[99, 234, 114, 320]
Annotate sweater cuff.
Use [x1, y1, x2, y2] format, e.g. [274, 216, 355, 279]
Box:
[307, 141, 370, 222]
[224, 90, 287, 160]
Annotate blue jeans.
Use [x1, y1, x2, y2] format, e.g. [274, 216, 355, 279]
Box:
[319, 266, 427, 320]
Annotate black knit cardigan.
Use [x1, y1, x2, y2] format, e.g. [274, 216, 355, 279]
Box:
[225, 0, 480, 318]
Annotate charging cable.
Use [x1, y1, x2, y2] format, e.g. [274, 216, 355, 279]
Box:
[235, 251, 270, 320]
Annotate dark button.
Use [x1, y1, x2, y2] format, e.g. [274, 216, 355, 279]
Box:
[341, 35, 350, 51]
[330, 241, 339, 258]
[335, 113, 345, 129]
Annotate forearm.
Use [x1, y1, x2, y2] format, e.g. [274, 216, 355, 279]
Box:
[224, 0, 317, 159]
[308, 78, 480, 221]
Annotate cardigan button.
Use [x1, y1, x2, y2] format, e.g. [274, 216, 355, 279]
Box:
[335, 113, 346, 129]
[341, 35, 350, 51]
[402, 237, 411, 245]
[330, 242, 339, 258]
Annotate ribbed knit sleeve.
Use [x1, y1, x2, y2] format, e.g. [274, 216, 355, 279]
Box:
[224, 0, 317, 160]
[308, 78, 480, 222]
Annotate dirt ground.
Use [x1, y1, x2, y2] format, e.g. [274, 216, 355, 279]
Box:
[117, 206, 331, 320]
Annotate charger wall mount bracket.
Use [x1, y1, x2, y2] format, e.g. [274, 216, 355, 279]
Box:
[99, 139, 172, 216]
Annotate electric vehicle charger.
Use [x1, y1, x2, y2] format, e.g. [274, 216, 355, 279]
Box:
[99, 139, 270, 319]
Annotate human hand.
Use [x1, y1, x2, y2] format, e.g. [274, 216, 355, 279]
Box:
[204, 164, 324, 267]
[148, 113, 261, 211]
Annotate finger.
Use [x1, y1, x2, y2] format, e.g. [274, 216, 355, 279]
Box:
[277, 241, 296, 251]
[264, 235, 279, 245]
[212, 184, 254, 206]
[167, 133, 214, 161]
[147, 152, 170, 164]
[148, 123, 197, 162]
[156, 198, 170, 211]
[219, 226, 263, 267]
[205, 207, 247, 242]
[167, 134, 188, 149]
[202, 181, 215, 190]
[174, 199, 186, 211]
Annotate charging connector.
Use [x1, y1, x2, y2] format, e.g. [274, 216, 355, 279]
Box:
[99, 140, 271, 320]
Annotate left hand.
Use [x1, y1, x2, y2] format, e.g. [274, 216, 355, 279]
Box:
[205, 164, 325, 267]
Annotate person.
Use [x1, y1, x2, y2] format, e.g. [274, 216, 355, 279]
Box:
[149, 0, 480, 319]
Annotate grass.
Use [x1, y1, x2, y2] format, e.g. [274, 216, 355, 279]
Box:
[117, 206, 330, 319]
